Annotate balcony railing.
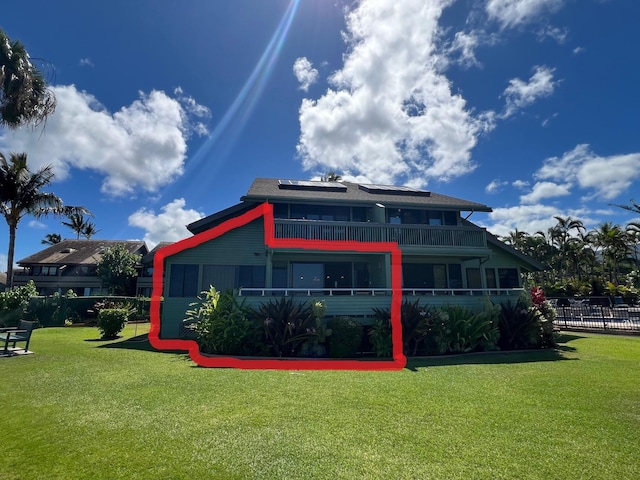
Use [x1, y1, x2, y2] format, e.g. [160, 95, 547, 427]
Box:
[273, 220, 487, 248]
[239, 287, 523, 297]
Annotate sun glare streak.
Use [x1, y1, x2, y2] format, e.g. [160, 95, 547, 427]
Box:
[184, 0, 301, 177]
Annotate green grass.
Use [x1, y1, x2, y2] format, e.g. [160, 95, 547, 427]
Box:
[1, 326, 639, 479]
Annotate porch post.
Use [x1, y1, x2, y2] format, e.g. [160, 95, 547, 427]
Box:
[265, 249, 273, 289]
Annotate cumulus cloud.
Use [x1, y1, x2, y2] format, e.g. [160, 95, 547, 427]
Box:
[486, 0, 565, 29]
[535, 144, 640, 200]
[520, 181, 571, 204]
[297, 0, 494, 187]
[501, 65, 557, 118]
[293, 57, 319, 92]
[0, 85, 210, 197]
[512, 179, 530, 189]
[485, 179, 508, 194]
[128, 198, 204, 248]
[79, 58, 94, 67]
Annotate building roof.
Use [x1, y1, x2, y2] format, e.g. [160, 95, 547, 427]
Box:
[187, 201, 260, 235]
[17, 240, 148, 266]
[241, 178, 492, 211]
[140, 242, 174, 265]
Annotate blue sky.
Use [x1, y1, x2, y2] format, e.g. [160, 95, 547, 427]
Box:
[2, 0, 640, 268]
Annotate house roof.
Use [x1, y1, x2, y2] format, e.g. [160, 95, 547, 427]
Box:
[486, 231, 547, 272]
[17, 240, 148, 266]
[241, 178, 493, 211]
[140, 242, 174, 265]
[187, 201, 260, 235]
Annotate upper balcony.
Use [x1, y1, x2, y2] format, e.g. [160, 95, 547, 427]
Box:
[273, 219, 487, 249]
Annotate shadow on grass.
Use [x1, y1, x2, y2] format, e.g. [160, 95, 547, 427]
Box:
[97, 334, 188, 356]
[405, 347, 576, 371]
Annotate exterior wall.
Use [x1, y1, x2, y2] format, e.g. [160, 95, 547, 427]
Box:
[161, 218, 266, 338]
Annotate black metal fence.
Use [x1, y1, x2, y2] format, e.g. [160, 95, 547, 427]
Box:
[551, 298, 640, 334]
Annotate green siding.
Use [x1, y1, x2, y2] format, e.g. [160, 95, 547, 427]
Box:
[162, 219, 267, 338]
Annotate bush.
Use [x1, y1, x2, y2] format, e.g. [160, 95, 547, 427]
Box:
[0, 281, 37, 327]
[327, 317, 362, 358]
[97, 308, 128, 339]
[497, 298, 542, 350]
[368, 311, 392, 358]
[438, 303, 499, 354]
[250, 297, 315, 357]
[184, 287, 263, 356]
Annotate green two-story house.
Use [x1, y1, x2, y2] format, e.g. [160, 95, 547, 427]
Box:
[158, 178, 544, 338]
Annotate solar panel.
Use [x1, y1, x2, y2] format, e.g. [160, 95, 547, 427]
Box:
[359, 184, 430, 197]
[278, 180, 347, 192]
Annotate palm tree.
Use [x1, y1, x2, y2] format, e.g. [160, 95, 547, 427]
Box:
[0, 152, 89, 288]
[62, 212, 91, 239]
[591, 222, 630, 283]
[81, 222, 99, 239]
[321, 171, 342, 182]
[41, 233, 61, 245]
[0, 29, 56, 128]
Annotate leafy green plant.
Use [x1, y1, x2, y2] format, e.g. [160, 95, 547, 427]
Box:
[369, 308, 393, 357]
[438, 304, 499, 354]
[497, 298, 542, 350]
[97, 308, 128, 339]
[327, 316, 363, 358]
[0, 280, 37, 327]
[250, 296, 315, 357]
[184, 287, 264, 356]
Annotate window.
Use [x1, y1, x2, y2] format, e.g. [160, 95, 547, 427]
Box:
[201, 265, 265, 292]
[485, 268, 497, 289]
[168, 264, 199, 297]
[466, 268, 482, 289]
[498, 268, 519, 288]
[292, 263, 323, 290]
[32, 265, 58, 276]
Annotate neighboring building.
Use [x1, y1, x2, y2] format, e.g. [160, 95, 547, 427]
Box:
[137, 242, 174, 297]
[14, 240, 148, 296]
[159, 178, 545, 339]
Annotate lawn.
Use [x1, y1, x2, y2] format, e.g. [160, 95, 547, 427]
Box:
[1, 325, 639, 480]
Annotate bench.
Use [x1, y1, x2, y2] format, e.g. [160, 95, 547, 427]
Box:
[0, 320, 36, 355]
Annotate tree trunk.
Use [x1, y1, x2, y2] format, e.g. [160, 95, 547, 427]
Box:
[6, 223, 16, 290]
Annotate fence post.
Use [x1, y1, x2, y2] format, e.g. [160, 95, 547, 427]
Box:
[600, 305, 607, 330]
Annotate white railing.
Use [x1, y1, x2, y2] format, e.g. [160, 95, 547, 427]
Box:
[273, 220, 487, 248]
[238, 287, 524, 297]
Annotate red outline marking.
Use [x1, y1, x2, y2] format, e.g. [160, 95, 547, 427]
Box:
[149, 202, 406, 370]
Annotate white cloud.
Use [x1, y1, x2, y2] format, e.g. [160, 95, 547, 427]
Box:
[297, 0, 494, 187]
[448, 31, 481, 68]
[485, 179, 508, 194]
[502, 65, 557, 118]
[293, 57, 319, 92]
[573, 46, 585, 55]
[27, 220, 46, 229]
[128, 198, 204, 249]
[79, 58, 94, 67]
[512, 179, 530, 189]
[520, 181, 571, 204]
[536, 144, 640, 200]
[0, 85, 210, 197]
[486, 0, 565, 29]
[537, 25, 567, 44]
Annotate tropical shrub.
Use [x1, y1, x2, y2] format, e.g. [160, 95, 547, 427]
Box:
[497, 296, 543, 350]
[327, 316, 363, 358]
[97, 308, 128, 339]
[184, 287, 263, 356]
[438, 303, 499, 354]
[0, 280, 37, 327]
[369, 309, 393, 357]
[373, 300, 446, 356]
[250, 296, 315, 357]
